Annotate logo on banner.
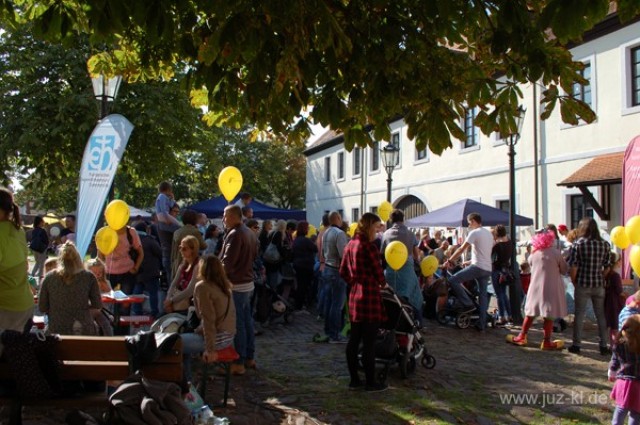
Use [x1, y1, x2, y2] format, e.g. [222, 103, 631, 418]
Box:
[87, 135, 117, 171]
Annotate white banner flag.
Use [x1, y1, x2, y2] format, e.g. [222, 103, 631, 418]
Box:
[76, 114, 134, 259]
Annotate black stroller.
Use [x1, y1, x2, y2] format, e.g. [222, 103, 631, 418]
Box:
[360, 286, 436, 383]
[254, 272, 296, 326]
[436, 270, 496, 329]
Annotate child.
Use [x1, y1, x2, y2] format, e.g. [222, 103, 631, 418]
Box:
[86, 258, 114, 336]
[619, 291, 640, 332]
[520, 262, 531, 295]
[604, 252, 625, 347]
[608, 314, 640, 424]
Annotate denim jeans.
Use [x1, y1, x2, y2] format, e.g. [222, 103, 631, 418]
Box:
[448, 265, 491, 329]
[233, 290, 255, 363]
[491, 270, 511, 319]
[316, 270, 328, 318]
[612, 405, 640, 425]
[572, 285, 607, 348]
[322, 267, 347, 339]
[132, 277, 160, 317]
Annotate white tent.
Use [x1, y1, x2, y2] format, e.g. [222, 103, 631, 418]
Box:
[129, 206, 153, 218]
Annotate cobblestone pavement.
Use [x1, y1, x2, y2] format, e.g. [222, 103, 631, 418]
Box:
[14, 309, 613, 425]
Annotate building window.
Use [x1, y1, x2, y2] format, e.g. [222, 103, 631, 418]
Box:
[497, 200, 509, 212]
[370, 206, 378, 214]
[416, 147, 428, 161]
[463, 108, 478, 148]
[570, 194, 594, 229]
[632, 46, 640, 107]
[337, 152, 345, 180]
[353, 147, 361, 177]
[371, 142, 380, 172]
[324, 157, 331, 182]
[572, 61, 592, 107]
[338, 209, 344, 218]
[352, 208, 360, 223]
[391, 132, 400, 149]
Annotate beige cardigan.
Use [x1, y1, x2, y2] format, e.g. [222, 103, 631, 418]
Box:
[166, 261, 200, 312]
[193, 280, 236, 352]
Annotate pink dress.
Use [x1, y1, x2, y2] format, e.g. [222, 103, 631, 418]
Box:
[524, 247, 568, 318]
[611, 379, 640, 412]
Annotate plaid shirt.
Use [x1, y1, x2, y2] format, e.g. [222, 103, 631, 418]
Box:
[340, 234, 387, 323]
[567, 237, 611, 288]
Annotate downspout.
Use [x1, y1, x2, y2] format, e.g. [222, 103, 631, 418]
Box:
[533, 84, 539, 229]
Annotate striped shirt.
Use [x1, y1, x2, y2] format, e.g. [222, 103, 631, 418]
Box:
[567, 237, 611, 288]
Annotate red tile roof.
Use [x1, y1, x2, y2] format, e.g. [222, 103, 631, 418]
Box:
[558, 152, 623, 187]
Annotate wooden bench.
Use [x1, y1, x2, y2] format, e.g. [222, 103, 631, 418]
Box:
[0, 335, 183, 425]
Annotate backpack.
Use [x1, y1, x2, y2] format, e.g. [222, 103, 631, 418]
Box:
[263, 233, 282, 264]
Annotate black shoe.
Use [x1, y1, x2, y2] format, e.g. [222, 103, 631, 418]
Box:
[599, 346, 612, 356]
[365, 382, 388, 393]
[348, 380, 364, 391]
[568, 345, 581, 354]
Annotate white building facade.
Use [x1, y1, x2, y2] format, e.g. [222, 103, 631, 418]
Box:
[304, 15, 640, 238]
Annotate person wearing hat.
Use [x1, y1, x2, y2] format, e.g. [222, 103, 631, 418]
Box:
[557, 224, 569, 242]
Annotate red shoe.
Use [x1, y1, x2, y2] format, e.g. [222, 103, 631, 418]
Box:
[216, 346, 240, 362]
[505, 334, 527, 346]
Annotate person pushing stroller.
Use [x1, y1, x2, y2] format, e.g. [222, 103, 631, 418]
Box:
[443, 212, 494, 331]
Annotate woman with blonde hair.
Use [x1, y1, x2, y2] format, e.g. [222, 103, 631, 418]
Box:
[38, 242, 102, 335]
[180, 255, 237, 382]
[164, 235, 200, 315]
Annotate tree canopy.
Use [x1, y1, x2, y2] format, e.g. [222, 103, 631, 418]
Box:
[2, 0, 638, 154]
[0, 27, 305, 212]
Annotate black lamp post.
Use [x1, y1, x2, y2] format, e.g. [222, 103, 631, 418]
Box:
[380, 143, 400, 203]
[91, 74, 122, 201]
[504, 106, 526, 323]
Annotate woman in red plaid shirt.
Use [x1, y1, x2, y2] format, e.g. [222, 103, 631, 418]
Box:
[340, 213, 388, 392]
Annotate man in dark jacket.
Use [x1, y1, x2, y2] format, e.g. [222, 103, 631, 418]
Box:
[133, 222, 162, 318]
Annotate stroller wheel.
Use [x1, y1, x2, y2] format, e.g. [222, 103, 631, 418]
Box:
[436, 309, 448, 325]
[456, 313, 471, 329]
[421, 354, 436, 369]
[284, 311, 295, 324]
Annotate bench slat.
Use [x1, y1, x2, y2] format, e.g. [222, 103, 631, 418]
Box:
[60, 363, 182, 382]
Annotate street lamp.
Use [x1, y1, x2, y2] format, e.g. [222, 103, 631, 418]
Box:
[91, 74, 122, 119]
[503, 106, 526, 324]
[380, 143, 400, 203]
[91, 74, 122, 201]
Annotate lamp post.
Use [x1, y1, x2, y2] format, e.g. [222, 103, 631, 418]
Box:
[91, 74, 122, 201]
[504, 106, 526, 324]
[380, 143, 400, 203]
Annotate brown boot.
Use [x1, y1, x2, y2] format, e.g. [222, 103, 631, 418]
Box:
[230, 363, 246, 375]
[244, 359, 257, 370]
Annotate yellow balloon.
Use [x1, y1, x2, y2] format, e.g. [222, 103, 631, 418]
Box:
[348, 222, 358, 237]
[420, 255, 439, 277]
[385, 241, 408, 271]
[630, 245, 640, 277]
[105, 200, 130, 231]
[307, 224, 317, 238]
[218, 166, 243, 202]
[626, 216, 640, 245]
[378, 201, 393, 222]
[95, 226, 118, 256]
[611, 226, 631, 250]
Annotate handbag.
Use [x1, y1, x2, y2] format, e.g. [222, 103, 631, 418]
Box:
[498, 267, 515, 285]
[263, 242, 282, 264]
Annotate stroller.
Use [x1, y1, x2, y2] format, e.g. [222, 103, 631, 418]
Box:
[361, 286, 436, 383]
[436, 270, 496, 329]
[254, 272, 296, 326]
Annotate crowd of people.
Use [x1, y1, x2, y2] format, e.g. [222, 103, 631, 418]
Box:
[3, 182, 640, 419]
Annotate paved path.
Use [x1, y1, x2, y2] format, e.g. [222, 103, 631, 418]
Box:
[14, 309, 613, 424]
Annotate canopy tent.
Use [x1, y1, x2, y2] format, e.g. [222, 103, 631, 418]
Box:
[129, 206, 153, 218]
[189, 195, 306, 221]
[405, 198, 533, 228]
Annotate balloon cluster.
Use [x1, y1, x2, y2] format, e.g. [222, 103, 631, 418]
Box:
[96, 200, 130, 255]
[611, 216, 640, 276]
